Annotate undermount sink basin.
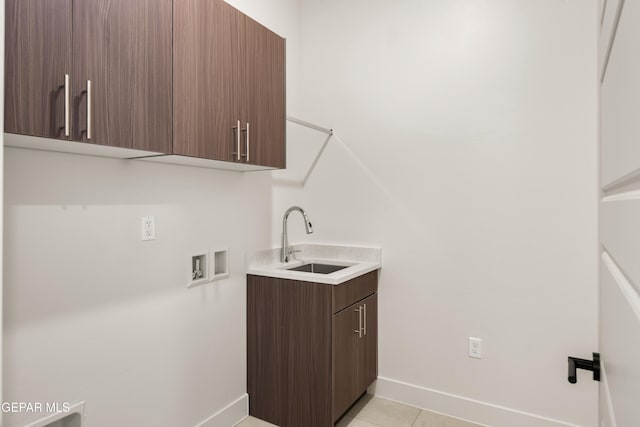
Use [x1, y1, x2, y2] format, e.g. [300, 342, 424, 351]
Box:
[286, 263, 349, 274]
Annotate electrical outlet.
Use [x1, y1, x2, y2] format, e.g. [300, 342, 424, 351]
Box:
[141, 216, 155, 241]
[469, 337, 482, 359]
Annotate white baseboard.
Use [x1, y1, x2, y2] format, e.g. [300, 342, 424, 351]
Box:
[371, 377, 582, 427]
[194, 394, 248, 427]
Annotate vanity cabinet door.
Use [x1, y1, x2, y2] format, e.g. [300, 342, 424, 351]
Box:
[359, 293, 378, 392]
[333, 302, 362, 421]
[5, 0, 72, 139]
[247, 275, 333, 427]
[332, 292, 378, 422]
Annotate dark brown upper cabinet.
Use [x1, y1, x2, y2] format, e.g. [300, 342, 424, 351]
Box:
[5, 0, 172, 154]
[173, 0, 286, 169]
[5, 0, 285, 170]
[5, 0, 72, 139]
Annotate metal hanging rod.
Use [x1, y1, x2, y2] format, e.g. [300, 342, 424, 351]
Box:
[286, 115, 333, 135]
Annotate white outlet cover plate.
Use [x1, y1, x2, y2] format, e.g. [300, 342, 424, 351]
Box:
[141, 216, 155, 241]
[469, 337, 482, 359]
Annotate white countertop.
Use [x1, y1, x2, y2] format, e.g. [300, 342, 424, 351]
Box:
[246, 243, 382, 285]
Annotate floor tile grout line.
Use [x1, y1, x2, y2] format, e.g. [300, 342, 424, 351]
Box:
[352, 412, 384, 427]
[350, 395, 423, 427]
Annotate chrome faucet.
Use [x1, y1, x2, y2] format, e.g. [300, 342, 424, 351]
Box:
[281, 206, 313, 262]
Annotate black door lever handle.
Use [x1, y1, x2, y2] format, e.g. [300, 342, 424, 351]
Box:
[568, 352, 600, 383]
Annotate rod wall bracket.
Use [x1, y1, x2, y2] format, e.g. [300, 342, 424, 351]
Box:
[568, 352, 600, 384]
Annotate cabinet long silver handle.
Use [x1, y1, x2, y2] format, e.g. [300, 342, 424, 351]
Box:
[242, 122, 250, 162]
[64, 74, 70, 137]
[354, 306, 362, 338]
[232, 120, 241, 161]
[363, 303, 367, 336]
[86, 80, 92, 140]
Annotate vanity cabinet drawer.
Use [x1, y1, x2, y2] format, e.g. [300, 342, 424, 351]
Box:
[332, 270, 378, 314]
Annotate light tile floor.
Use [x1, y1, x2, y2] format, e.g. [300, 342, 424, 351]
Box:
[235, 394, 484, 427]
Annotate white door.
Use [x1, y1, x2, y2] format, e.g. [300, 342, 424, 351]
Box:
[598, 0, 640, 426]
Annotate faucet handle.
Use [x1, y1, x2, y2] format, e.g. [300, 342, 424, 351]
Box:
[288, 247, 302, 256]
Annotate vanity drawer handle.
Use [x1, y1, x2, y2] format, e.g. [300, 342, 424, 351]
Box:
[64, 74, 70, 137]
[232, 120, 241, 161]
[242, 122, 250, 162]
[86, 80, 92, 140]
[363, 303, 367, 336]
[354, 306, 362, 338]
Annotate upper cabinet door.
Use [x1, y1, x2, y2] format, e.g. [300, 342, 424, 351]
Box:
[173, 0, 243, 161]
[243, 17, 286, 168]
[5, 0, 72, 139]
[72, 0, 172, 152]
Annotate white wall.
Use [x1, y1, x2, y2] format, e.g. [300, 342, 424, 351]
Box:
[2, 2, 300, 426]
[274, 1, 599, 426]
[4, 1, 599, 426]
[3, 149, 271, 427]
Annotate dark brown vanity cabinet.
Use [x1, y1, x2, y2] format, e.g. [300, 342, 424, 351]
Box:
[173, 0, 286, 168]
[5, 0, 172, 152]
[247, 271, 378, 427]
